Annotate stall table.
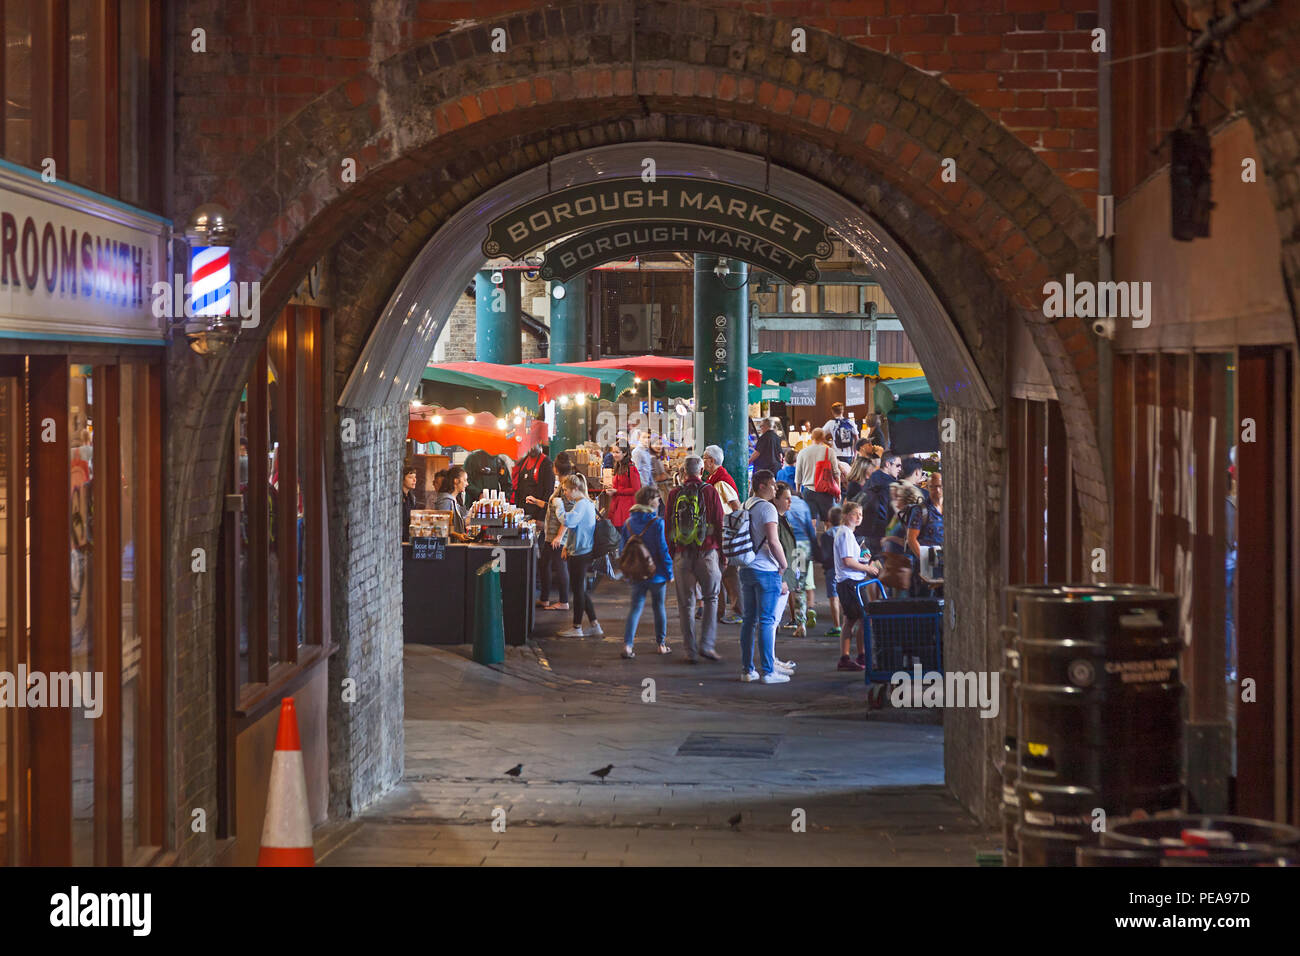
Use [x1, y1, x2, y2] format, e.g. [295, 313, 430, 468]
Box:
[402, 539, 536, 645]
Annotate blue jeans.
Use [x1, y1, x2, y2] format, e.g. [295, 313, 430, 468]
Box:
[625, 579, 668, 648]
[739, 566, 782, 675]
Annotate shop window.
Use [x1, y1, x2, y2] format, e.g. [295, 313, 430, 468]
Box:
[0, 2, 162, 208]
[224, 306, 329, 702]
[2, 1, 34, 167]
[0, 355, 162, 867]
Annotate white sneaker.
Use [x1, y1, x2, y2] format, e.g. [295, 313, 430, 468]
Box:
[775, 659, 796, 674]
[583, 622, 604, 637]
[556, 627, 585, 638]
[740, 669, 760, 682]
[621, 647, 635, 659]
[761, 671, 791, 684]
[657, 643, 672, 654]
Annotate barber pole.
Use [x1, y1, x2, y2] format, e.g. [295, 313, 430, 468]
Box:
[257, 698, 315, 866]
[189, 244, 232, 317]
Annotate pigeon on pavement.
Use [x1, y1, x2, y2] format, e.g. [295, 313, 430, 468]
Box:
[505, 764, 523, 777]
[590, 764, 614, 782]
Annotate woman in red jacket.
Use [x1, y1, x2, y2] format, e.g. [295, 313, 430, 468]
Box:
[607, 442, 637, 530]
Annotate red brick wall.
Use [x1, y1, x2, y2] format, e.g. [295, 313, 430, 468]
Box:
[174, 0, 1100, 217]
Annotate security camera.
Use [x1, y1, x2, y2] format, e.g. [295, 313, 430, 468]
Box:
[1091, 316, 1116, 339]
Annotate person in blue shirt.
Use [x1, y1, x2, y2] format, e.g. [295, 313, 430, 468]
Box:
[775, 449, 797, 486]
[555, 473, 602, 638]
[621, 485, 674, 658]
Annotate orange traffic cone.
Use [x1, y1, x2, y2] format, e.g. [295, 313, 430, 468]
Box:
[257, 697, 315, 866]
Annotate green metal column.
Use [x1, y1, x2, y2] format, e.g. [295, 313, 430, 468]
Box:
[475, 269, 521, 364]
[694, 255, 749, 500]
[549, 276, 588, 452]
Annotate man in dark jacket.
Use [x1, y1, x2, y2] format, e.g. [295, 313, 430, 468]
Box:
[856, 453, 901, 554]
[667, 456, 726, 663]
[464, 448, 510, 504]
[513, 444, 554, 522]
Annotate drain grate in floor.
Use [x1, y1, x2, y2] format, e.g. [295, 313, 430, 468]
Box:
[675, 732, 783, 758]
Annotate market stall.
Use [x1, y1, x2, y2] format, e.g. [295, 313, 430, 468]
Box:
[402, 499, 539, 646]
[875, 375, 940, 455]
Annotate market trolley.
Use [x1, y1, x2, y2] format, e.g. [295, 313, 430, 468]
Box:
[860, 586, 944, 684]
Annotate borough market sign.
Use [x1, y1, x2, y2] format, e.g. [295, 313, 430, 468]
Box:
[483, 177, 834, 284]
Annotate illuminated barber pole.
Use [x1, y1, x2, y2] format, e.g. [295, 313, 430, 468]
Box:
[189, 245, 232, 317]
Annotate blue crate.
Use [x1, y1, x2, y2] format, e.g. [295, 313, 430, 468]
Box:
[861, 593, 943, 684]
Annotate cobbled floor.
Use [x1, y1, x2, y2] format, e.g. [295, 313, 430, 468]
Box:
[319, 583, 993, 866]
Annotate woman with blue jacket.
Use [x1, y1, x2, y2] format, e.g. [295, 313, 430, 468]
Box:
[621, 485, 674, 658]
[556, 473, 603, 638]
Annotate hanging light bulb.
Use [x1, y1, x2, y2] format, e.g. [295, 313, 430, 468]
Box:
[514, 414, 524, 425]
[431, 414, 442, 425]
[496, 417, 507, 430]
[823, 375, 833, 384]
[576, 393, 587, 405]
[634, 376, 642, 384]
[465, 414, 475, 425]
[558, 395, 570, 406]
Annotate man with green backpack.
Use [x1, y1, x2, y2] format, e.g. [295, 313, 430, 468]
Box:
[666, 456, 726, 663]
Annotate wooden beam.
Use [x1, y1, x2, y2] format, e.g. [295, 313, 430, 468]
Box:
[92, 364, 123, 865]
[28, 355, 71, 865]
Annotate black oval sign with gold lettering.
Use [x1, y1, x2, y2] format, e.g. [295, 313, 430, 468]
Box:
[483, 177, 834, 278]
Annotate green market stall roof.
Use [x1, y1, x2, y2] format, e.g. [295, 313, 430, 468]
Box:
[748, 351, 879, 384]
[874, 375, 938, 421]
[420, 366, 536, 415]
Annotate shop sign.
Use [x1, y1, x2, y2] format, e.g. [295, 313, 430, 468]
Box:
[538, 221, 819, 285]
[845, 375, 865, 408]
[0, 162, 169, 343]
[410, 536, 447, 561]
[485, 177, 833, 283]
[788, 379, 817, 406]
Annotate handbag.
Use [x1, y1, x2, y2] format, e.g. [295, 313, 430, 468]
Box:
[879, 551, 913, 591]
[813, 445, 841, 498]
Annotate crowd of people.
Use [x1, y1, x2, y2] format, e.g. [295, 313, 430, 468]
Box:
[408, 407, 943, 684]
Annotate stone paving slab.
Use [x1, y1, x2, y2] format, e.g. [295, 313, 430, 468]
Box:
[318, 637, 993, 867]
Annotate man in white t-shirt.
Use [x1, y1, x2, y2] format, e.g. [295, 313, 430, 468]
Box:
[833, 501, 881, 672]
[822, 402, 859, 466]
[737, 470, 790, 684]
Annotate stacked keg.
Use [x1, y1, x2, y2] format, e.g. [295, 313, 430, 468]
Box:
[1008, 584, 1183, 866]
[998, 623, 1020, 867]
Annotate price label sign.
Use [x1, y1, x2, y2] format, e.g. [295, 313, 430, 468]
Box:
[410, 536, 447, 561]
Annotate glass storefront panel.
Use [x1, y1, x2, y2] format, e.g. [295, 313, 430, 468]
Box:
[69, 366, 94, 866]
[2, 4, 33, 168]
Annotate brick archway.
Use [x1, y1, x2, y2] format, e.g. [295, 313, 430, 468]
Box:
[174, 0, 1107, 544]
[163, 2, 1112, 846]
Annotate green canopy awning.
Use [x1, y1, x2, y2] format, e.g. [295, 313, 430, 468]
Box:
[750, 384, 792, 403]
[524, 363, 638, 401]
[749, 351, 879, 384]
[420, 366, 537, 415]
[874, 375, 938, 421]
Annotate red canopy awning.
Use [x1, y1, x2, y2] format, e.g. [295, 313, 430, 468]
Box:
[434, 361, 602, 404]
[408, 412, 548, 457]
[564, 355, 761, 386]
